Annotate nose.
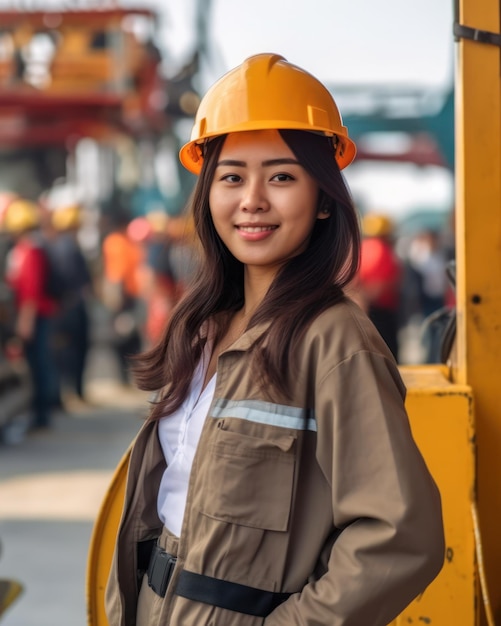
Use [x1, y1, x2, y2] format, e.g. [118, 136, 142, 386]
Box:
[240, 179, 270, 213]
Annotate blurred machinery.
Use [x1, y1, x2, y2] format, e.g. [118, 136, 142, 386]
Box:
[0, 7, 166, 144]
[0, 6, 183, 441]
[339, 86, 454, 170]
[0, 6, 169, 200]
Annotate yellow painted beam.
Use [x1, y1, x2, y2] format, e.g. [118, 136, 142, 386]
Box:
[454, 0, 501, 620]
[391, 366, 476, 625]
[86, 448, 130, 626]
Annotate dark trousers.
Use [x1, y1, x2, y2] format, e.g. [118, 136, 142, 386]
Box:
[24, 316, 54, 427]
[53, 300, 90, 398]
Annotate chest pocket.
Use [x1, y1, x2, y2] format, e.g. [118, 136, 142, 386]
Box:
[199, 425, 296, 532]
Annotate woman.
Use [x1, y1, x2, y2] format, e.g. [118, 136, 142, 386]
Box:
[105, 53, 444, 626]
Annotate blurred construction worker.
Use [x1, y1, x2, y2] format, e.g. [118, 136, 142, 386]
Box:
[49, 203, 93, 405]
[407, 229, 448, 318]
[101, 209, 144, 384]
[355, 213, 403, 360]
[164, 212, 198, 291]
[2, 197, 58, 429]
[144, 211, 182, 346]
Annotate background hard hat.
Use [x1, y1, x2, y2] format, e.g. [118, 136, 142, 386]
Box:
[2, 198, 40, 233]
[51, 204, 81, 231]
[145, 210, 169, 234]
[0, 192, 18, 220]
[179, 53, 356, 174]
[362, 213, 395, 238]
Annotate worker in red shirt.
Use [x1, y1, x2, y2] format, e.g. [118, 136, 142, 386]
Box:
[354, 213, 403, 360]
[3, 197, 58, 429]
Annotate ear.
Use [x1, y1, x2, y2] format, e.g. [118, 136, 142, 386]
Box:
[316, 192, 331, 220]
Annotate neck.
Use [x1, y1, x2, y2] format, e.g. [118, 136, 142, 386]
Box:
[242, 265, 278, 317]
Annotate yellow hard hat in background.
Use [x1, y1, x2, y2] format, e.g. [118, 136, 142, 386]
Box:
[51, 204, 81, 231]
[0, 191, 18, 218]
[145, 210, 169, 234]
[361, 213, 395, 238]
[2, 198, 40, 233]
[179, 53, 356, 174]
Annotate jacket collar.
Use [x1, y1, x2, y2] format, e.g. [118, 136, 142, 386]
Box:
[223, 320, 272, 352]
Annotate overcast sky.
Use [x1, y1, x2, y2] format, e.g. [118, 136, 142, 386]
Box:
[146, 0, 454, 90]
[0, 0, 454, 215]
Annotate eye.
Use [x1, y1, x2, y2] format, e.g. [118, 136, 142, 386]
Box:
[220, 173, 242, 183]
[271, 172, 295, 182]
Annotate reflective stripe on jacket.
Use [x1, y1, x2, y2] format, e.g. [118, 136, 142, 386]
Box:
[105, 298, 444, 626]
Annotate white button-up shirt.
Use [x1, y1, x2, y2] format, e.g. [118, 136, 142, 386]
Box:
[157, 358, 216, 537]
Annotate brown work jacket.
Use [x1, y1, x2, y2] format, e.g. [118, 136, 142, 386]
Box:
[105, 298, 445, 626]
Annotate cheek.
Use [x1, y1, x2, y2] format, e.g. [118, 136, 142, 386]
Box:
[208, 194, 220, 229]
[288, 200, 318, 227]
[208, 188, 216, 218]
[208, 189, 227, 223]
[291, 186, 318, 216]
[208, 196, 228, 242]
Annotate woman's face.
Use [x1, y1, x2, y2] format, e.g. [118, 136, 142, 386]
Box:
[209, 129, 325, 280]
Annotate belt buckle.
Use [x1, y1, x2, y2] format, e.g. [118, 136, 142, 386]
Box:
[147, 545, 177, 598]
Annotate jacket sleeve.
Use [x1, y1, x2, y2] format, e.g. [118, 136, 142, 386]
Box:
[266, 350, 445, 626]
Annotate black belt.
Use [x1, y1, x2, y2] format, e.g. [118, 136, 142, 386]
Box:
[146, 544, 292, 617]
[146, 544, 177, 598]
[175, 570, 292, 618]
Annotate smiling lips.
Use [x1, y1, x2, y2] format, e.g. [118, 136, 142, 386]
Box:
[235, 223, 278, 241]
[236, 224, 278, 232]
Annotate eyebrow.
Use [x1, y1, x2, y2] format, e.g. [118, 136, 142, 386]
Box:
[216, 158, 301, 167]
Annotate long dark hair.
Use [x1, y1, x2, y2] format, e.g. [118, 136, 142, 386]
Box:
[133, 129, 360, 418]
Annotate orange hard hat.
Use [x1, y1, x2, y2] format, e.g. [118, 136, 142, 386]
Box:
[179, 53, 356, 175]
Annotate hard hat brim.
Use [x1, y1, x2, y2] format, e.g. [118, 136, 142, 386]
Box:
[179, 128, 356, 175]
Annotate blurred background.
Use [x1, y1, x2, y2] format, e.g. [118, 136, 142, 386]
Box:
[0, 0, 456, 623]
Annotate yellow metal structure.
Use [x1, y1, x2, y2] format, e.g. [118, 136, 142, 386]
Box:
[0, 8, 165, 148]
[454, 1, 501, 623]
[86, 0, 501, 623]
[0, 9, 156, 96]
[392, 367, 476, 625]
[0, 578, 23, 618]
[86, 449, 130, 626]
